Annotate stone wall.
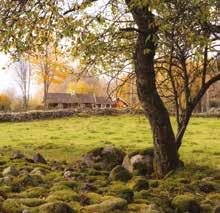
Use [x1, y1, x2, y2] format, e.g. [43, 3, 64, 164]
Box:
[0, 108, 219, 122]
[0, 109, 130, 122]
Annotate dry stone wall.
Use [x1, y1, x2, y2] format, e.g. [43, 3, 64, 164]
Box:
[0, 108, 219, 122]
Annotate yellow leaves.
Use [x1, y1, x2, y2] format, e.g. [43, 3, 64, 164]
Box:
[30, 46, 73, 86]
[0, 94, 11, 111]
[67, 81, 94, 94]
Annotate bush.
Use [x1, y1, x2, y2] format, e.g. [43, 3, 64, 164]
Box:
[0, 94, 11, 111]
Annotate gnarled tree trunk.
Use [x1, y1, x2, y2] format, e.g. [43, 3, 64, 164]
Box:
[127, 3, 180, 177]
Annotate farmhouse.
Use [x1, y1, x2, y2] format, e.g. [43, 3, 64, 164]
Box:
[46, 93, 114, 109]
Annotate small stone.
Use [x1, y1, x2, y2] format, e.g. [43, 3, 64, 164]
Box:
[64, 171, 72, 179]
[33, 153, 47, 164]
[199, 181, 216, 193]
[2, 166, 19, 176]
[31, 168, 46, 176]
[145, 204, 164, 213]
[80, 194, 90, 206]
[11, 151, 25, 160]
[3, 176, 14, 184]
[22, 210, 29, 213]
[82, 183, 97, 192]
[64, 165, 74, 172]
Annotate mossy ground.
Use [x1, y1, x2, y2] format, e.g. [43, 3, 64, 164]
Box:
[0, 115, 219, 212]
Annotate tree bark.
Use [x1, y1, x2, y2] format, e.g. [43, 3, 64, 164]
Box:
[127, 4, 179, 177]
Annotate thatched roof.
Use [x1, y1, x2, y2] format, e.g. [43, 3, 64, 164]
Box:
[47, 93, 78, 104]
[96, 96, 114, 105]
[76, 93, 95, 104]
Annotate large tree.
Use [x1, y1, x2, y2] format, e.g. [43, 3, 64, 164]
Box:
[0, 0, 219, 177]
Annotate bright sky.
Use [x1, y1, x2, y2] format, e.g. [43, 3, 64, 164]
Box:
[0, 53, 40, 97]
[0, 53, 16, 93]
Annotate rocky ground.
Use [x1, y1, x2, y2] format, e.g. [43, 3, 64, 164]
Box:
[0, 146, 219, 213]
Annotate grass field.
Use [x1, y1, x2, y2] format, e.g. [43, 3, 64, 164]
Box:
[0, 115, 219, 169]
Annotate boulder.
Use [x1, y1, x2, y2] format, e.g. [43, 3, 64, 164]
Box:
[2, 166, 19, 176]
[109, 165, 132, 182]
[172, 194, 200, 213]
[82, 146, 125, 170]
[33, 153, 47, 164]
[81, 197, 127, 212]
[38, 202, 75, 213]
[123, 148, 154, 176]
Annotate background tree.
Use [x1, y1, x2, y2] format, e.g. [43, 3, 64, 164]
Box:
[0, 93, 11, 111]
[13, 59, 32, 110]
[30, 46, 72, 108]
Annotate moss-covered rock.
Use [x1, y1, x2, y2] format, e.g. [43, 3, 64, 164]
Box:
[172, 194, 200, 213]
[128, 203, 149, 212]
[46, 189, 80, 203]
[123, 148, 154, 176]
[2, 199, 26, 213]
[199, 181, 218, 193]
[109, 165, 132, 182]
[213, 205, 220, 213]
[21, 187, 48, 198]
[134, 190, 149, 200]
[149, 180, 159, 188]
[81, 197, 127, 212]
[20, 198, 46, 207]
[82, 192, 113, 205]
[128, 177, 149, 191]
[82, 146, 125, 171]
[116, 188, 134, 203]
[38, 202, 75, 213]
[200, 203, 213, 213]
[2, 166, 19, 176]
[206, 193, 220, 206]
[50, 181, 78, 192]
[107, 183, 134, 203]
[15, 174, 44, 187]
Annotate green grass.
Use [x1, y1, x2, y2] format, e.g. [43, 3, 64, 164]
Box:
[0, 115, 219, 169]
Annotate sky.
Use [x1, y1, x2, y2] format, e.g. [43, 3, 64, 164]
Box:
[0, 53, 40, 97]
[0, 53, 16, 93]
